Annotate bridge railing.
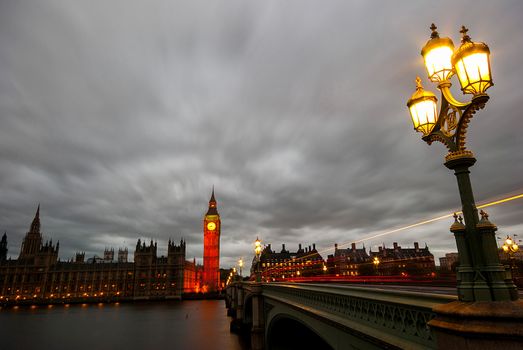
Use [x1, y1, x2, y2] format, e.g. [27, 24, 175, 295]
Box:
[260, 282, 457, 349]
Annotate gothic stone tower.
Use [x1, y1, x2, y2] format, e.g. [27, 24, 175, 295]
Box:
[19, 205, 43, 262]
[18, 205, 59, 266]
[168, 239, 186, 295]
[0, 232, 7, 262]
[203, 188, 221, 292]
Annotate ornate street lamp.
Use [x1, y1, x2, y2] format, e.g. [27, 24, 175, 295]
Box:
[502, 235, 519, 275]
[407, 24, 517, 302]
[373, 256, 380, 276]
[254, 237, 262, 283]
[238, 258, 243, 277]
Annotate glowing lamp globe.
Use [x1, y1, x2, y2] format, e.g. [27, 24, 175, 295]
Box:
[421, 24, 455, 82]
[407, 77, 438, 136]
[513, 244, 519, 252]
[503, 245, 509, 253]
[254, 237, 262, 256]
[452, 26, 493, 95]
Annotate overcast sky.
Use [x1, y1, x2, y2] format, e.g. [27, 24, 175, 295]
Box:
[1, 0, 522, 271]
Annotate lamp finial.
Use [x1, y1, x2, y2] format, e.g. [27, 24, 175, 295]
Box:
[460, 25, 471, 43]
[415, 76, 423, 90]
[430, 23, 439, 39]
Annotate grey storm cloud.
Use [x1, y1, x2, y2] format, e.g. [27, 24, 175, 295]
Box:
[1, 0, 522, 270]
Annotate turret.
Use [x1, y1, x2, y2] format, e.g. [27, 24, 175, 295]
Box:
[134, 238, 157, 266]
[168, 238, 186, 265]
[75, 252, 85, 263]
[118, 248, 128, 263]
[0, 232, 7, 262]
[104, 248, 114, 262]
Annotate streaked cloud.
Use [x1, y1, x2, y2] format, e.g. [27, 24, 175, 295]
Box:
[1, 0, 522, 270]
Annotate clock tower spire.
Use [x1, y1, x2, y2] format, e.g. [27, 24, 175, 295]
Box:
[203, 187, 221, 292]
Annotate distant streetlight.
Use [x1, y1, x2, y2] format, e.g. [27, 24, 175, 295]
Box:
[238, 258, 243, 277]
[502, 235, 519, 275]
[254, 237, 262, 283]
[373, 256, 380, 275]
[407, 24, 517, 302]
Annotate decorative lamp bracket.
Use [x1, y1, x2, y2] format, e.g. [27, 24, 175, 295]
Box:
[422, 83, 489, 156]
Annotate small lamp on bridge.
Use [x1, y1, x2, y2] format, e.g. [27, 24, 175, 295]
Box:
[373, 256, 380, 275]
[254, 237, 262, 283]
[502, 236, 519, 253]
[502, 235, 519, 275]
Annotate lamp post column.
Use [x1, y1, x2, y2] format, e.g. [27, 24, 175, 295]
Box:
[256, 258, 261, 283]
[254, 237, 262, 283]
[445, 155, 479, 301]
[239, 258, 243, 278]
[445, 156, 478, 229]
[446, 154, 517, 301]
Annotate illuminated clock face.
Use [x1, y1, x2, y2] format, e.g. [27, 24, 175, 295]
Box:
[207, 222, 216, 231]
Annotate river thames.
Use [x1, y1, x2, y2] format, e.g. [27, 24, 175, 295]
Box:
[0, 300, 250, 350]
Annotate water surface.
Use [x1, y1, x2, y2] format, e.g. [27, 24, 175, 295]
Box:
[0, 300, 249, 350]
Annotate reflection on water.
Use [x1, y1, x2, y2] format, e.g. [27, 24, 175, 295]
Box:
[0, 300, 250, 350]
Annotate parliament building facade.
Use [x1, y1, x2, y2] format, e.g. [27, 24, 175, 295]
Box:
[0, 206, 199, 305]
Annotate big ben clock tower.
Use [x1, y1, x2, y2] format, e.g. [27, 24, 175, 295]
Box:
[203, 188, 221, 291]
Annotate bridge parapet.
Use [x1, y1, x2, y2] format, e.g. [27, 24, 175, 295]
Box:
[227, 282, 457, 349]
[263, 283, 456, 349]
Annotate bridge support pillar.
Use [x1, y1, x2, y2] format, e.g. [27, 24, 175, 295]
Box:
[250, 283, 264, 350]
[236, 285, 243, 323]
[227, 284, 237, 317]
[429, 300, 523, 349]
[225, 286, 231, 309]
[230, 284, 245, 333]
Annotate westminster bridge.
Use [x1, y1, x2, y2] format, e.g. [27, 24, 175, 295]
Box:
[225, 282, 523, 350]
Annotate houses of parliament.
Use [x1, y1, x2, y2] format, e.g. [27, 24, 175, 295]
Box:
[0, 192, 222, 304]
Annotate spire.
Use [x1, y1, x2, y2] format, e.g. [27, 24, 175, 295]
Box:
[0, 232, 7, 262]
[29, 204, 41, 234]
[206, 187, 219, 215]
[209, 186, 216, 204]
